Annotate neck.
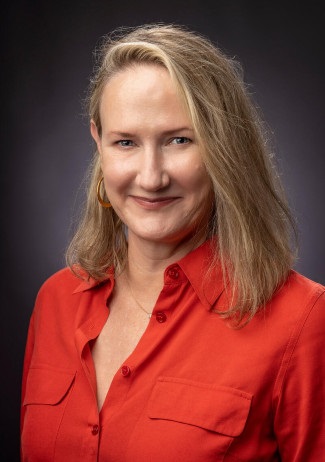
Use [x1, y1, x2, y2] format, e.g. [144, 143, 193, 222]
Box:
[127, 232, 206, 279]
[119, 232, 207, 312]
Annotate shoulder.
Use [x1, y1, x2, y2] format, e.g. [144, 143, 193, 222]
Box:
[265, 270, 325, 347]
[33, 267, 112, 317]
[274, 270, 325, 311]
[34, 267, 101, 313]
[30, 267, 110, 332]
[37, 267, 83, 297]
[250, 270, 325, 345]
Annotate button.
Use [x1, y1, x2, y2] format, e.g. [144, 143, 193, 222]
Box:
[167, 267, 179, 279]
[121, 365, 131, 377]
[91, 424, 99, 435]
[156, 311, 167, 323]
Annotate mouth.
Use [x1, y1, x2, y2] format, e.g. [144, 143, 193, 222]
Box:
[130, 195, 181, 209]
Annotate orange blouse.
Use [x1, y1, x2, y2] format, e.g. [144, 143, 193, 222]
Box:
[21, 241, 325, 461]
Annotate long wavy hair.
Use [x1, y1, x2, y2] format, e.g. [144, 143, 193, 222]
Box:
[66, 23, 297, 325]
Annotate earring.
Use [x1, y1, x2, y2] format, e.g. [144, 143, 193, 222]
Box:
[96, 177, 112, 208]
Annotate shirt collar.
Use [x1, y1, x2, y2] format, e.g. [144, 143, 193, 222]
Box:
[72, 239, 225, 309]
[176, 239, 225, 310]
[73, 269, 113, 294]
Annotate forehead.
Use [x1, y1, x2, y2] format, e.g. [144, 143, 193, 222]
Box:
[103, 64, 173, 97]
[99, 64, 192, 129]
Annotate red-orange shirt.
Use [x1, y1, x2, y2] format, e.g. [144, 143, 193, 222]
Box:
[21, 241, 325, 461]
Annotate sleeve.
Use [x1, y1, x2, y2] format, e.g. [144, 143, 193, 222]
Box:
[273, 290, 325, 461]
[20, 310, 35, 434]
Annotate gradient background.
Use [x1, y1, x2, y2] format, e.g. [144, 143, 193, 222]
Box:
[2, 1, 324, 459]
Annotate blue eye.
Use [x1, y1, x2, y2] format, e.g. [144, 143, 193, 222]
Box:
[171, 137, 191, 144]
[117, 140, 134, 147]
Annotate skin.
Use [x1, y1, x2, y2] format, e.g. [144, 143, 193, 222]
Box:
[90, 64, 213, 409]
[91, 64, 213, 258]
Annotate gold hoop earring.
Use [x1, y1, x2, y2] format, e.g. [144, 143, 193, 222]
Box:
[96, 177, 112, 208]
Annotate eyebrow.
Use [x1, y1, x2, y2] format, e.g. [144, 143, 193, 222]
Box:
[108, 127, 194, 137]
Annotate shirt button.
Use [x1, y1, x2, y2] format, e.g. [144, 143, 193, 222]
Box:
[121, 365, 131, 377]
[167, 267, 179, 279]
[156, 311, 167, 323]
[91, 424, 99, 435]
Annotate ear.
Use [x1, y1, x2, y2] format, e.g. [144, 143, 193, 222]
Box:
[90, 120, 102, 155]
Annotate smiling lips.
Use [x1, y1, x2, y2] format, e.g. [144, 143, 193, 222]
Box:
[130, 195, 181, 210]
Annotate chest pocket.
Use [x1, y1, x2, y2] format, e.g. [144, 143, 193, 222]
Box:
[148, 376, 252, 437]
[21, 367, 76, 461]
[23, 367, 76, 406]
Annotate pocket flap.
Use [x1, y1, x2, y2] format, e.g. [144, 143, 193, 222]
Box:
[23, 367, 76, 406]
[148, 377, 252, 436]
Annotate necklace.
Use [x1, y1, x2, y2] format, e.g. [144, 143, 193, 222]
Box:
[125, 275, 152, 318]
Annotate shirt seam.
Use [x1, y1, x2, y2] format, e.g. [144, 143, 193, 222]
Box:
[271, 287, 325, 415]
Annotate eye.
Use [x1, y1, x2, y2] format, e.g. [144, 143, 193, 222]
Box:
[170, 137, 191, 145]
[117, 139, 135, 147]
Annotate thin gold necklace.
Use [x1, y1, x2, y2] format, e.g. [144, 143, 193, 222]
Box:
[125, 275, 152, 318]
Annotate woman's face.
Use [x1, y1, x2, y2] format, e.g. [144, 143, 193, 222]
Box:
[91, 64, 213, 246]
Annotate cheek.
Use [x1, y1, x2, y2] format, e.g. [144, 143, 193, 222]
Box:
[189, 173, 213, 214]
[101, 159, 132, 191]
[183, 165, 212, 196]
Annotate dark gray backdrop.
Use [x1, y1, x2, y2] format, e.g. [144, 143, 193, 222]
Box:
[2, 1, 324, 459]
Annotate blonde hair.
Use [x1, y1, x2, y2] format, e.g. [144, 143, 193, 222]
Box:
[66, 23, 297, 325]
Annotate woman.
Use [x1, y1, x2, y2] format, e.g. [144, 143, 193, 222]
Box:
[21, 24, 325, 461]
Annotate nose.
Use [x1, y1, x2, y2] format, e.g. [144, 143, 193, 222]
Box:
[135, 146, 170, 191]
